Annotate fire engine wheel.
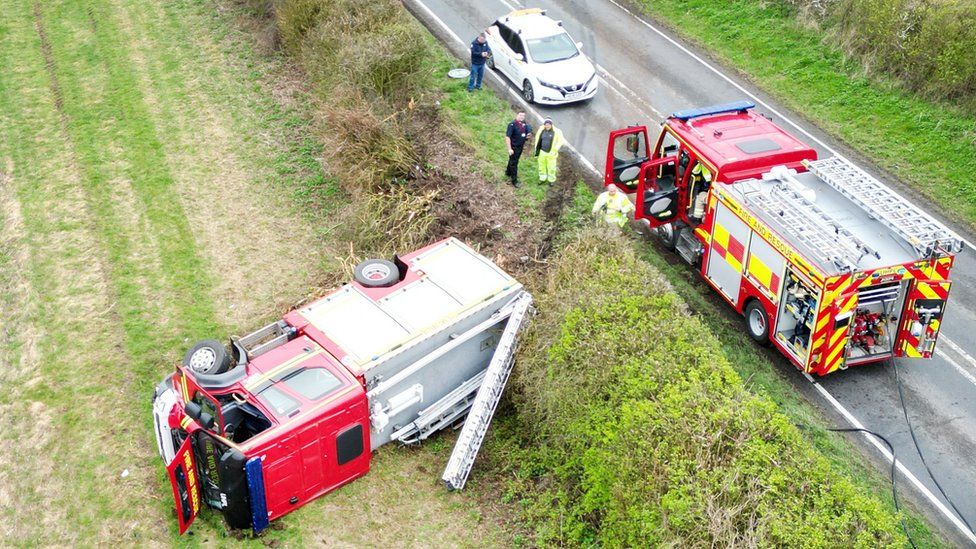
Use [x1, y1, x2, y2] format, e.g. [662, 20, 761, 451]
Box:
[354, 259, 400, 288]
[744, 300, 771, 346]
[522, 81, 534, 103]
[183, 339, 232, 375]
[656, 223, 678, 251]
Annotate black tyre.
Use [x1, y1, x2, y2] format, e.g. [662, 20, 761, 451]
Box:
[744, 300, 771, 346]
[486, 55, 495, 70]
[354, 259, 399, 288]
[522, 80, 534, 103]
[655, 222, 678, 251]
[183, 339, 232, 375]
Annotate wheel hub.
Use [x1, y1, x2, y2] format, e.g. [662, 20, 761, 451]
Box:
[189, 348, 217, 373]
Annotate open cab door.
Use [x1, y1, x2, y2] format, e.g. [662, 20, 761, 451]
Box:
[605, 126, 650, 192]
[635, 156, 680, 228]
[167, 435, 201, 534]
[896, 280, 951, 358]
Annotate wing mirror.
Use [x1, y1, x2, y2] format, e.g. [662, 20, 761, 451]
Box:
[183, 401, 215, 430]
[515, 53, 524, 62]
[576, 41, 583, 50]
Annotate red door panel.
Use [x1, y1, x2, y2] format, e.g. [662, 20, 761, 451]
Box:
[167, 436, 201, 534]
[605, 126, 650, 191]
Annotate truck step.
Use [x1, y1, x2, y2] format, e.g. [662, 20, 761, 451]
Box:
[237, 320, 294, 358]
[675, 228, 700, 265]
[441, 292, 533, 491]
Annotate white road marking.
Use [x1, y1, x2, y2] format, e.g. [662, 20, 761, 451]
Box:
[939, 348, 976, 389]
[804, 372, 976, 545]
[410, 0, 976, 540]
[602, 0, 974, 253]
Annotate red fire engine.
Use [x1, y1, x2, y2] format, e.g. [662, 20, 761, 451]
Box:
[152, 238, 531, 533]
[604, 102, 962, 375]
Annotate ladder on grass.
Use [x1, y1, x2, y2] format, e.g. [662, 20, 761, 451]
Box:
[806, 157, 964, 257]
[744, 167, 877, 271]
[441, 292, 533, 491]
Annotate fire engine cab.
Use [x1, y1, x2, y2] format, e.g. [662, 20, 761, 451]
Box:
[605, 101, 963, 375]
[151, 238, 531, 533]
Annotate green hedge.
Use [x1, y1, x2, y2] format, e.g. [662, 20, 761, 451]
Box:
[788, 0, 976, 109]
[508, 228, 904, 546]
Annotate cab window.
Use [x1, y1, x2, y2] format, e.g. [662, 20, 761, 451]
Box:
[257, 385, 301, 417]
[192, 391, 221, 432]
[282, 368, 344, 401]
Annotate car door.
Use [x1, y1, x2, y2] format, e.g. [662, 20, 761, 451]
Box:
[491, 24, 514, 81]
[504, 31, 529, 87]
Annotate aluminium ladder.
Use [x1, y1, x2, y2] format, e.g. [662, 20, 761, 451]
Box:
[442, 292, 533, 491]
[743, 168, 876, 272]
[806, 157, 964, 257]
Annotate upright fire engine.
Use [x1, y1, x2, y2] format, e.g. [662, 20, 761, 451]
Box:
[604, 101, 963, 376]
[152, 238, 531, 533]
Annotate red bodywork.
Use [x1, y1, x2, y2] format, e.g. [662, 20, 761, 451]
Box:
[158, 240, 456, 533]
[604, 102, 956, 376]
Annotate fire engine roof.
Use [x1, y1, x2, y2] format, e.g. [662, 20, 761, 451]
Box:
[290, 238, 520, 371]
[726, 168, 920, 275]
[668, 106, 816, 182]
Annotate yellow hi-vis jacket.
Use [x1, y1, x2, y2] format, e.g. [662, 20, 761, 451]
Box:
[592, 189, 635, 227]
[534, 126, 565, 156]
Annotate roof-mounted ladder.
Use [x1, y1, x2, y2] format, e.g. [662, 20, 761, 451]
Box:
[806, 157, 964, 257]
[442, 292, 533, 491]
[745, 166, 878, 272]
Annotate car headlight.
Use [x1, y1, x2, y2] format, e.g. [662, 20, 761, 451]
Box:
[584, 72, 596, 89]
[537, 79, 560, 90]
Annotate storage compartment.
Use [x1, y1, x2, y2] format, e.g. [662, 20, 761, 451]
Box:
[775, 269, 819, 360]
[846, 281, 906, 361]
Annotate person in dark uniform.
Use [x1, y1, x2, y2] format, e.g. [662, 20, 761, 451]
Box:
[505, 111, 532, 187]
[468, 32, 491, 92]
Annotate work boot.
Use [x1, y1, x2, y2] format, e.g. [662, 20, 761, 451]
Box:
[512, 179, 521, 188]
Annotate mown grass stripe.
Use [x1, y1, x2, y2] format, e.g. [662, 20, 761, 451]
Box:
[38, 0, 220, 365]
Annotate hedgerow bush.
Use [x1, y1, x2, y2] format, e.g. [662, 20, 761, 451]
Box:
[783, 0, 976, 109]
[508, 228, 905, 546]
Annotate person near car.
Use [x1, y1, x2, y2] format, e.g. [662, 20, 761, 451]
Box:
[534, 118, 565, 185]
[505, 111, 532, 187]
[592, 184, 635, 227]
[468, 32, 491, 92]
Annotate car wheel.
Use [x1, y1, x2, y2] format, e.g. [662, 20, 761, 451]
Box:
[183, 339, 232, 375]
[522, 80, 534, 103]
[354, 259, 399, 288]
[486, 55, 495, 70]
[744, 300, 771, 346]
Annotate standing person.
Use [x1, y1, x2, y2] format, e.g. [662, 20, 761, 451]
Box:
[468, 32, 491, 92]
[592, 184, 635, 227]
[505, 111, 532, 188]
[534, 118, 565, 185]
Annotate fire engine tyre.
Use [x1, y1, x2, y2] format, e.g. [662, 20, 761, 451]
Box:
[183, 339, 232, 375]
[354, 259, 399, 288]
[656, 222, 678, 251]
[744, 300, 771, 346]
[522, 81, 535, 103]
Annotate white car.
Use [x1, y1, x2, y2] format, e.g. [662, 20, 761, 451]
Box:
[485, 8, 598, 105]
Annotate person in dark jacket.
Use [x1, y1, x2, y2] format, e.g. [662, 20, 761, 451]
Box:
[504, 111, 532, 187]
[468, 32, 491, 92]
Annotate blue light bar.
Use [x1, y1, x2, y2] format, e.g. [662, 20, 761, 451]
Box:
[670, 100, 755, 121]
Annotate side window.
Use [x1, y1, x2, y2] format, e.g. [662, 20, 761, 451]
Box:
[613, 131, 647, 166]
[506, 32, 525, 57]
[193, 392, 221, 432]
[282, 368, 344, 401]
[496, 24, 513, 47]
[336, 424, 364, 466]
[657, 131, 679, 158]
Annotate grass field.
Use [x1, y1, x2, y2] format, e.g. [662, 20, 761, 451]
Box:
[0, 0, 510, 545]
[632, 0, 976, 230]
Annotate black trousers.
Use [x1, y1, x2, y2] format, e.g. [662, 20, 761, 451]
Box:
[505, 143, 525, 182]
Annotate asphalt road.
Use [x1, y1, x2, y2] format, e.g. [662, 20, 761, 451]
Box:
[405, 0, 976, 544]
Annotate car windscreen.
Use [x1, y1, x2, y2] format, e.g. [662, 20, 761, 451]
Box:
[525, 32, 578, 63]
[257, 385, 300, 417]
[282, 368, 344, 401]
